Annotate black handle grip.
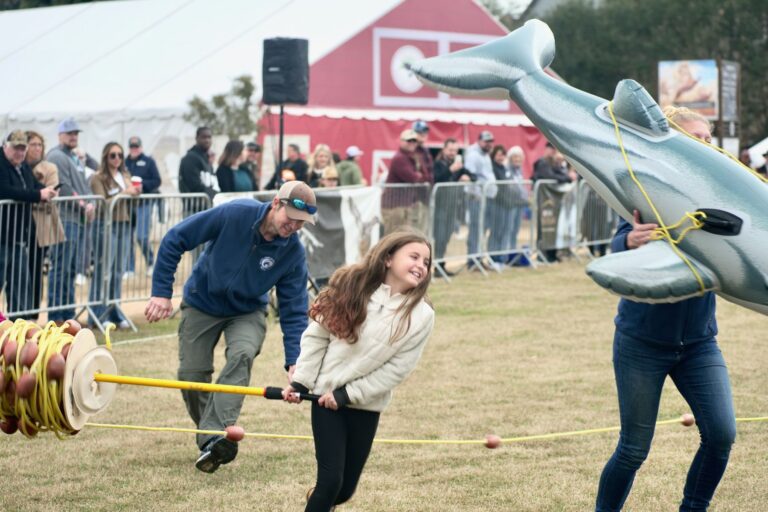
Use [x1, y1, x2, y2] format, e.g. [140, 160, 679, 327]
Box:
[264, 386, 322, 402]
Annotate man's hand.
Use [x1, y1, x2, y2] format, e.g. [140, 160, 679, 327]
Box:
[626, 209, 659, 249]
[144, 296, 173, 323]
[39, 186, 58, 202]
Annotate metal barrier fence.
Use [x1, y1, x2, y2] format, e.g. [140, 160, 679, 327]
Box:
[575, 180, 619, 257]
[0, 195, 106, 322]
[531, 179, 618, 264]
[0, 193, 212, 330]
[103, 193, 212, 331]
[380, 183, 431, 235]
[0, 183, 619, 323]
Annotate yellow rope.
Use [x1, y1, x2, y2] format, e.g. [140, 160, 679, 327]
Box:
[0, 320, 115, 439]
[85, 416, 767, 446]
[607, 102, 708, 293]
[667, 117, 768, 184]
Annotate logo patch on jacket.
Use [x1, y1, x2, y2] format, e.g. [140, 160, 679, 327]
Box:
[259, 256, 275, 271]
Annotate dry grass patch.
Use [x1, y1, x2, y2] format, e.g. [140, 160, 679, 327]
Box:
[2, 261, 766, 511]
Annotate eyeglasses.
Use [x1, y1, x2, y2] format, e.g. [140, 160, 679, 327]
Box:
[108, 152, 123, 160]
[281, 198, 317, 214]
[405, 139, 418, 143]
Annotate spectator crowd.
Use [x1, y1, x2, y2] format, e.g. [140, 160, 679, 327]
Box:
[1, 116, 602, 323]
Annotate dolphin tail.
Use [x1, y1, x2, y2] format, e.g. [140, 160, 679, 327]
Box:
[406, 19, 555, 99]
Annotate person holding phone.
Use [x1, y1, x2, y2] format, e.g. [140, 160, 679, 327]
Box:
[25, 131, 65, 317]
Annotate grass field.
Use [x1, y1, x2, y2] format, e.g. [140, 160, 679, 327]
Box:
[2, 261, 766, 511]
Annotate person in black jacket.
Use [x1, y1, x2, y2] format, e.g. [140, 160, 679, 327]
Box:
[432, 138, 472, 276]
[0, 130, 58, 318]
[179, 127, 219, 200]
[266, 143, 308, 190]
[126, 136, 162, 277]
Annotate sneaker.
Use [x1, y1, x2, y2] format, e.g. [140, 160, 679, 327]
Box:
[75, 274, 87, 286]
[145, 265, 154, 277]
[117, 320, 131, 330]
[489, 262, 504, 272]
[195, 436, 238, 473]
[122, 271, 135, 281]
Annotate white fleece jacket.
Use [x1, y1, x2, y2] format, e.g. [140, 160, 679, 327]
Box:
[292, 283, 435, 412]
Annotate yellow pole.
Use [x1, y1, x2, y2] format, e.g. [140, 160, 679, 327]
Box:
[94, 373, 268, 397]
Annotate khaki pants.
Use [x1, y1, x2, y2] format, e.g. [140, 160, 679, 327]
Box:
[177, 302, 267, 448]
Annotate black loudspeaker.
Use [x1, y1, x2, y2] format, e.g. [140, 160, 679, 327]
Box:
[263, 38, 309, 105]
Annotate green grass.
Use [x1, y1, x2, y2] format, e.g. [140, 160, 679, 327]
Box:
[2, 262, 766, 511]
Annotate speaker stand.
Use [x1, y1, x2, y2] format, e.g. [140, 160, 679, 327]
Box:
[278, 104, 284, 182]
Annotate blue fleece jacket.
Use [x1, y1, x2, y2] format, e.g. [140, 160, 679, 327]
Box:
[611, 218, 717, 345]
[152, 199, 308, 366]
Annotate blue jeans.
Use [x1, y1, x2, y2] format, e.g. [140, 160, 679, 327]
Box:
[467, 196, 492, 259]
[89, 221, 130, 324]
[48, 221, 85, 321]
[596, 331, 735, 512]
[0, 242, 33, 317]
[128, 202, 154, 272]
[488, 205, 523, 262]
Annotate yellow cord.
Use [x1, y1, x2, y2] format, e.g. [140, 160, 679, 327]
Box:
[0, 319, 116, 438]
[607, 102, 709, 293]
[85, 416, 767, 446]
[0, 320, 79, 438]
[667, 117, 768, 184]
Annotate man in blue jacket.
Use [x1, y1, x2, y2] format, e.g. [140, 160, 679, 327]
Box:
[145, 181, 317, 473]
[125, 136, 162, 277]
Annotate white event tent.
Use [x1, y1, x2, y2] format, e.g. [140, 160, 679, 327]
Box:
[0, 0, 404, 187]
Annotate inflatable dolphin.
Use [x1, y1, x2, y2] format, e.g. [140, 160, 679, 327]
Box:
[407, 19, 768, 316]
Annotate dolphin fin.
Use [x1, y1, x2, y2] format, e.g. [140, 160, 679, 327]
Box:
[586, 241, 719, 302]
[406, 19, 554, 99]
[610, 80, 669, 136]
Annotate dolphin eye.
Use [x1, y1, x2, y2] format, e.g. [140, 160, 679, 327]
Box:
[697, 209, 742, 236]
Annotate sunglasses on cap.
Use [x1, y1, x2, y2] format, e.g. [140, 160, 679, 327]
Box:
[108, 152, 123, 160]
[281, 198, 317, 214]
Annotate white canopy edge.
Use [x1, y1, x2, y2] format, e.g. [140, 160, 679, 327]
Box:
[282, 106, 534, 127]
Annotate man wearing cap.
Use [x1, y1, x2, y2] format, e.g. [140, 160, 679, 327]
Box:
[382, 129, 434, 234]
[0, 131, 58, 317]
[337, 145, 366, 186]
[46, 118, 96, 323]
[145, 181, 317, 473]
[412, 120, 434, 179]
[125, 136, 162, 277]
[463, 130, 497, 270]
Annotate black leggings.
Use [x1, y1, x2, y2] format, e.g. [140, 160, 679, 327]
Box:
[305, 402, 380, 512]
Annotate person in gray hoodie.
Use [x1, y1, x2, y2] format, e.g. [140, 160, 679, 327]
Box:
[46, 118, 96, 322]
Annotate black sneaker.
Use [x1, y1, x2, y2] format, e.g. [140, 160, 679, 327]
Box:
[195, 436, 238, 473]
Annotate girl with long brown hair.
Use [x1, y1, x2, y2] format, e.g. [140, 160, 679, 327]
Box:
[283, 230, 435, 511]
